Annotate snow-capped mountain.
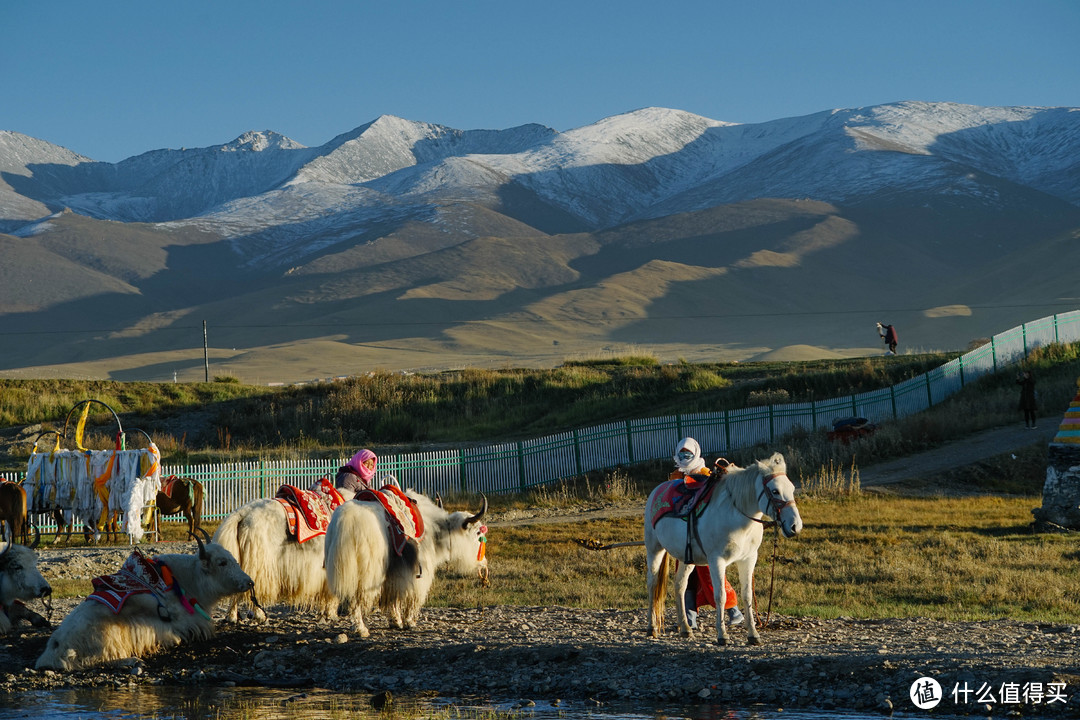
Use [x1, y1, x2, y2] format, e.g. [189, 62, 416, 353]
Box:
[4, 102, 1078, 259]
[2, 101, 1079, 382]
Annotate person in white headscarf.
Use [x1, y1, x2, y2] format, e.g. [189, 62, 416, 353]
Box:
[670, 437, 744, 629]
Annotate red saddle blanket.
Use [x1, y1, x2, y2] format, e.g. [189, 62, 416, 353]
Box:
[649, 475, 717, 528]
[356, 484, 425, 556]
[275, 478, 347, 544]
[160, 475, 182, 496]
[88, 548, 200, 617]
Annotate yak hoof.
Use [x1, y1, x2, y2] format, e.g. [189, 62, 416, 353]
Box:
[747, 634, 763, 645]
[717, 634, 730, 646]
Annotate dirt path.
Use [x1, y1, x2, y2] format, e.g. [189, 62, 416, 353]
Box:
[857, 423, 1057, 488]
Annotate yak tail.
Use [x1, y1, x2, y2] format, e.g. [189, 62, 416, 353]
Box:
[324, 503, 362, 605]
[651, 552, 669, 634]
[13, 485, 27, 545]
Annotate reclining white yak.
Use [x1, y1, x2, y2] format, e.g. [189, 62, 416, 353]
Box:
[0, 541, 52, 634]
[211, 479, 353, 623]
[325, 491, 488, 637]
[35, 530, 253, 670]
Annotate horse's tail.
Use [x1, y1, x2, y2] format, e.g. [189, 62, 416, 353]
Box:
[191, 480, 204, 531]
[651, 551, 669, 633]
[14, 484, 27, 545]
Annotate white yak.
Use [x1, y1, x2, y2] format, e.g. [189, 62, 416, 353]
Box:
[324, 491, 488, 637]
[35, 531, 253, 670]
[0, 542, 52, 634]
[211, 483, 355, 623]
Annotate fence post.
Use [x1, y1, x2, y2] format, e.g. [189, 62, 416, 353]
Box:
[958, 355, 965, 388]
[768, 405, 775, 442]
[1023, 323, 1029, 357]
[516, 441, 527, 494]
[572, 429, 583, 477]
[625, 420, 635, 463]
[1054, 314, 1059, 343]
[890, 385, 898, 420]
[676, 413, 683, 439]
[724, 410, 732, 452]
[925, 373, 933, 408]
[810, 400, 817, 430]
[458, 448, 468, 493]
[992, 336, 998, 372]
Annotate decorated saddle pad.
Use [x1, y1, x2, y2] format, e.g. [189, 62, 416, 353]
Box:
[88, 549, 170, 614]
[649, 475, 717, 528]
[160, 475, 182, 496]
[275, 479, 347, 544]
[355, 484, 425, 556]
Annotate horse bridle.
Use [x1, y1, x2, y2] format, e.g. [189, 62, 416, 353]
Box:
[744, 472, 797, 528]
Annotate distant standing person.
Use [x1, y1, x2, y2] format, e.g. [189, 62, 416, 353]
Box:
[877, 322, 898, 354]
[1017, 369, 1037, 429]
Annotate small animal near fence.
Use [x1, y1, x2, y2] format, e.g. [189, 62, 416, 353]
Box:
[2, 311, 1078, 534]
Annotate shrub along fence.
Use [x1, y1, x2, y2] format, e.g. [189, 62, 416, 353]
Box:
[5, 311, 1078, 526]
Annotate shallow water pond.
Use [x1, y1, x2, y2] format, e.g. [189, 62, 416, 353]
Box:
[0, 685, 952, 720]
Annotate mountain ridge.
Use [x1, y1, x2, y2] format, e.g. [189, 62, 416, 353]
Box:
[1, 102, 1079, 383]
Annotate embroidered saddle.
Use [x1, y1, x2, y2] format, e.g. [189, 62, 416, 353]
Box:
[356, 484, 425, 556]
[649, 474, 718, 528]
[275, 478, 346, 544]
[88, 548, 204, 620]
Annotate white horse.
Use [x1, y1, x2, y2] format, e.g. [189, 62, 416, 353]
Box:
[644, 452, 802, 646]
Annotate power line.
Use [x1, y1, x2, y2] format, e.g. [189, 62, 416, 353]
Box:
[0, 301, 1076, 338]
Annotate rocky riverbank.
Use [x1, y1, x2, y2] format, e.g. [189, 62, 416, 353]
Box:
[3, 582, 1079, 717]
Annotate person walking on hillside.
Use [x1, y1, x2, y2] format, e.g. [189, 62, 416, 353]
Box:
[877, 322, 898, 354]
[669, 437, 743, 629]
[1017, 369, 1038, 429]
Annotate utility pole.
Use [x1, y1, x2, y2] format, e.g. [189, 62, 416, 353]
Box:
[203, 320, 209, 382]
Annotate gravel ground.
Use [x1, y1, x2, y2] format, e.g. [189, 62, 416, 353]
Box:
[2, 424, 1076, 717]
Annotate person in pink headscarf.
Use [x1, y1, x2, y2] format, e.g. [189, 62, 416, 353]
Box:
[335, 449, 377, 494]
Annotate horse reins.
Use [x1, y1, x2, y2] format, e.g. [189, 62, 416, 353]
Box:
[743, 471, 795, 627]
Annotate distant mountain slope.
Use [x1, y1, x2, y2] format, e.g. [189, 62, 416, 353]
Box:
[1, 102, 1078, 382]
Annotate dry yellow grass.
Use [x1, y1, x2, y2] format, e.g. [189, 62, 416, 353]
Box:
[434, 493, 1080, 624]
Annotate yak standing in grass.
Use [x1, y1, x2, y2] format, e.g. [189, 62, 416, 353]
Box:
[35, 530, 253, 670]
[324, 490, 488, 637]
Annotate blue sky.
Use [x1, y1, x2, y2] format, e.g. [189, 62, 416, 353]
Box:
[4, 0, 1078, 163]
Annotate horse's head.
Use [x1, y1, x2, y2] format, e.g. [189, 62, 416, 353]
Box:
[755, 453, 803, 538]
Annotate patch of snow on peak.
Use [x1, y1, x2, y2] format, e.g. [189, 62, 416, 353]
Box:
[0, 131, 93, 174]
[221, 130, 307, 153]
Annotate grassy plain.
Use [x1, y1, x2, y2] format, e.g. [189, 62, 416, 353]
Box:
[17, 341, 1080, 623]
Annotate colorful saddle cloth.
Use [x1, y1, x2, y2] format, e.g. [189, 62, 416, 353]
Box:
[275, 478, 347, 544]
[649, 474, 718, 528]
[356, 484, 425, 556]
[160, 475, 182, 497]
[87, 548, 201, 619]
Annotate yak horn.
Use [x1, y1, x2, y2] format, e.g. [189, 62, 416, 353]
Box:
[462, 494, 487, 529]
[435, 493, 444, 509]
[189, 530, 207, 560]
